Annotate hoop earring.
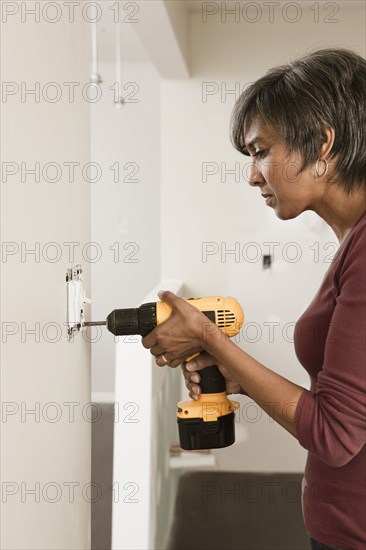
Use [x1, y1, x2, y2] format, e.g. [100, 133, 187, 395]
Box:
[315, 158, 329, 178]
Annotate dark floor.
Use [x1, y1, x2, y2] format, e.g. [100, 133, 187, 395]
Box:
[167, 471, 311, 550]
[92, 405, 310, 550]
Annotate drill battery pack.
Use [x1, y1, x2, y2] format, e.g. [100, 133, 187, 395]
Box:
[177, 411, 235, 450]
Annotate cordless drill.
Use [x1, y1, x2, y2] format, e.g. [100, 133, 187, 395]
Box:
[85, 296, 244, 450]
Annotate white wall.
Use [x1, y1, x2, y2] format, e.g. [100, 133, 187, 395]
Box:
[1, 6, 92, 549]
[161, 2, 366, 471]
[91, 61, 161, 396]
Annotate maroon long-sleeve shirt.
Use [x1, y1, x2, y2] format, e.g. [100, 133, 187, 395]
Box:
[294, 209, 366, 550]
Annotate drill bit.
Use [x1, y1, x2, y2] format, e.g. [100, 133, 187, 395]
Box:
[82, 321, 106, 327]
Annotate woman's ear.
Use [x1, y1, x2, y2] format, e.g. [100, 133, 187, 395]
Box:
[320, 126, 336, 159]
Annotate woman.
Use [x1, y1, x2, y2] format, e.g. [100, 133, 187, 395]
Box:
[142, 49, 366, 550]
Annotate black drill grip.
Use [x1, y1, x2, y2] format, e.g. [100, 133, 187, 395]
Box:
[199, 365, 226, 393]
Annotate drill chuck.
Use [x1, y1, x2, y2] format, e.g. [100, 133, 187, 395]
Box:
[106, 302, 157, 337]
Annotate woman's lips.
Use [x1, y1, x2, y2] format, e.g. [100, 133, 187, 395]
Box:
[261, 194, 273, 205]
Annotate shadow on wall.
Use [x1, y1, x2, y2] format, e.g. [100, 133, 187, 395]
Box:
[92, 403, 114, 550]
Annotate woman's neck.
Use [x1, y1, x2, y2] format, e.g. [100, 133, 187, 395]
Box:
[314, 184, 366, 245]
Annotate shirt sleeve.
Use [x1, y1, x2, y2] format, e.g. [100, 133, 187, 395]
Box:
[295, 226, 366, 467]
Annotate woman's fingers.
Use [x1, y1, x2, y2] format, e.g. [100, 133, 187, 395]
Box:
[185, 351, 218, 372]
[142, 291, 210, 361]
[187, 383, 201, 400]
[182, 367, 201, 386]
[181, 364, 202, 400]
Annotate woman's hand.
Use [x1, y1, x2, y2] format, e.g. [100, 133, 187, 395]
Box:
[182, 351, 248, 400]
[141, 290, 217, 368]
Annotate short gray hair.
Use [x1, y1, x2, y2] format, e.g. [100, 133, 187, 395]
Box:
[231, 48, 366, 193]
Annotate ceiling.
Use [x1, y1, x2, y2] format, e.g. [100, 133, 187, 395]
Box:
[98, 17, 149, 62]
[186, 0, 365, 11]
[97, 0, 365, 63]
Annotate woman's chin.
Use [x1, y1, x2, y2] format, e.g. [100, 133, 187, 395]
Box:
[273, 203, 299, 221]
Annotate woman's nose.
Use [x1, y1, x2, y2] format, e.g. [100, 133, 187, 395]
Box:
[247, 160, 265, 187]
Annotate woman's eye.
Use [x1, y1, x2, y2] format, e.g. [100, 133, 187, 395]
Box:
[254, 150, 267, 159]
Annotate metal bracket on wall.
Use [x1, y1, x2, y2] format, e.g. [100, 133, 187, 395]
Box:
[66, 264, 91, 341]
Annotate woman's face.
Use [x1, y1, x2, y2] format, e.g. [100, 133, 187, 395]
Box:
[243, 118, 321, 220]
